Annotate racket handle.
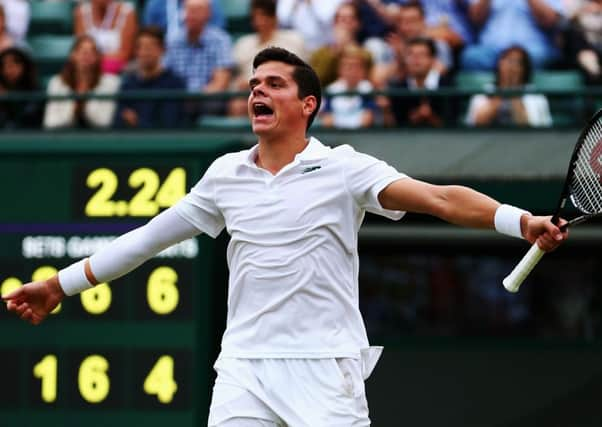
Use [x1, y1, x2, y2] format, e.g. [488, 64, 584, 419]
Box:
[502, 243, 545, 293]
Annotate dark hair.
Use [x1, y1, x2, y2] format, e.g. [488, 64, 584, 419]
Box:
[400, 0, 424, 16]
[407, 36, 436, 57]
[251, 0, 276, 17]
[137, 25, 165, 47]
[0, 47, 39, 91]
[252, 46, 322, 130]
[60, 35, 102, 90]
[495, 45, 532, 86]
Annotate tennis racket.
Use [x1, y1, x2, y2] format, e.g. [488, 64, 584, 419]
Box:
[503, 109, 602, 293]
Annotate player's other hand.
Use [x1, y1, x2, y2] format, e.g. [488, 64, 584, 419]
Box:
[2, 277, 65, 325]
[521, 215, 569, 252]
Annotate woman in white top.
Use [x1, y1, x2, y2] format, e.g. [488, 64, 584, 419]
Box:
[74, 0, 138, 74]
[43, 35, 120, 129]
[465, 45, 552, 127]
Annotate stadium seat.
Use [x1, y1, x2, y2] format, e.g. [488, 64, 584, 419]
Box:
[533, 71, 585, 127]
[29, 1, 74, 35]
[28, 35, 74, 78]
[220, 0, 252, 35]
[454, 71, 495, 91]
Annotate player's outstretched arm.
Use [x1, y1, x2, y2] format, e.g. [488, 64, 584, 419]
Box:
[378, 178, 568, 251]
[2, 207, 201, 325]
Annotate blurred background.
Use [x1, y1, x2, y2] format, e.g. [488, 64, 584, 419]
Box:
[0, 0, 601, 426]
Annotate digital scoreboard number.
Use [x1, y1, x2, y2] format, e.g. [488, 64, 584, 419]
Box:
[0, 147, 225, 427]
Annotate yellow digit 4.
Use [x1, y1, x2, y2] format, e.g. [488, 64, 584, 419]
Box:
[144, 355, 178, 403]
[80, 283, 112, 315]
[147, 266, 179, 315]
[78, 355, 110, 403]
[155, 168, 186, 208]
[33, 354, 58, 403]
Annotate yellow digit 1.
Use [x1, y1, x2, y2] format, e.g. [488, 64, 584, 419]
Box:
[143, 355, 178, 403]
[85, 168, 118, 217]
[147, 267, 179, 315]
[33, 355, 58, 403]
[78, 355, 110, 403]
[80, 283, 112, 315]
[155, 168, 186, 208]
[32, 266, 61, 314]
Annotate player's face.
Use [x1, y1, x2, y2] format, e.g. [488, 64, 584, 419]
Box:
[248, 61, 307, 137]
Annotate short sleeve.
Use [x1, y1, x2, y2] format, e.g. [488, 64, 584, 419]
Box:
[174, 159, 225, 238]
[342, 146, 408, 220]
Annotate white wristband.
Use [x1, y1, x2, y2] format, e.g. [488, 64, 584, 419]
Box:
[494, 204, 531, 239]
[57, 259, 94, 296]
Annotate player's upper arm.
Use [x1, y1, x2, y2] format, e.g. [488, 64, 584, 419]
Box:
[378, 178, 448, 217]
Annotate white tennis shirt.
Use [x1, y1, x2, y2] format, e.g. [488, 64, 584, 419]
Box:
[175, 137, 407, 358]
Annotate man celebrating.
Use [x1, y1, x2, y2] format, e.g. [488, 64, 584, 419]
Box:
[3, 47, 567, 426]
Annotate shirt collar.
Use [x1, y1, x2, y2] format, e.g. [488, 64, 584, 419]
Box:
[244, 137, 330, 167]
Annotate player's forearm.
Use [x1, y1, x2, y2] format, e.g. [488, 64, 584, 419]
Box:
[57, 207, 200, 295]
[431, 185, 500, 229]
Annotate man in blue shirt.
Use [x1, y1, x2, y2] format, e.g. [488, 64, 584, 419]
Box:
[115, 26, 187, 128]
[164, 0, 233, 119]
[461, 0, 565, 70]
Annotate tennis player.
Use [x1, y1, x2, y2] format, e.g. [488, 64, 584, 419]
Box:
[3, 47, 567, 426]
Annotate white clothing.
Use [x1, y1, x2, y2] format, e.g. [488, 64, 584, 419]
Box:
[325, 79, 375, 129]
[0, 0, 29, 40]
[43, 74, 121, 129]
[80, 1, 133, 54]
[175, 138, 406, 358]
[208, 357, 370, 426]
[277, 0, 345, 52]
[233, 30, 307, 82]
[465, 93, 553, 127]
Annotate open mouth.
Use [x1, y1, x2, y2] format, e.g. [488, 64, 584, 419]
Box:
[252, 102, 274, 117]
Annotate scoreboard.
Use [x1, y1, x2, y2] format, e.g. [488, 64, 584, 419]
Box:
[0, 133, 242, 426]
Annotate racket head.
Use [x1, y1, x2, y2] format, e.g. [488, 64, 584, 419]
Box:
[563, 109, 602, 218]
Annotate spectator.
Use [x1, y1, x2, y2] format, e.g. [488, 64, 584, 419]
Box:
[564, 0, 601, 84]
[74, 0, 138, 74]
[0, 5, 15, 51]
[310, 2, 389, 87]
[44, 35, 120, 129]
[387, 37, 453, 127]
[229, 0, 305, 117]
[277, 0, 345, 53]
[115, 26, 187, 129]
[143, 0, 225, 45]
[465, 45, 552, 127]
[0, 0, 29, 42]
[321, 45, 378, 129]
[164, 0, 233, 119]
[374, 1, 454, 89]
[0, 47, 43, 129]
[461, 0, 565, 70]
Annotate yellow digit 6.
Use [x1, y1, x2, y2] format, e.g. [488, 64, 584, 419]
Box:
[1, 277, 21, 298]
[143, 355, 178, 403]
[78, 355, 110, 403]
[80, 283, 112, 315]
[33, 354, 58, 403]
[32, 266, 61, 314]
[147, 267, 179, 315]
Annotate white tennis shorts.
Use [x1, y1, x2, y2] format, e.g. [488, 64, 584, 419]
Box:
[208, 348, 383, 427]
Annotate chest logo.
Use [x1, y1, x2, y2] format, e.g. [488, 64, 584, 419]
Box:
[301, 165, 322, 174]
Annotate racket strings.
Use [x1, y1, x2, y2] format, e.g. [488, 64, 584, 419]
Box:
[571, 119, 602, 214]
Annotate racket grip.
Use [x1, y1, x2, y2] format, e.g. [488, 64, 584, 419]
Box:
[502, 243, 545, 293]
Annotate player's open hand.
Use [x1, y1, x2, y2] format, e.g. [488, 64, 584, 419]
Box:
[2, 277, 65, 325]
[522, 215, 569, 252]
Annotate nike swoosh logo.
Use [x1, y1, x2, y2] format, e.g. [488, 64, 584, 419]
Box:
[301, 166, 322, 174]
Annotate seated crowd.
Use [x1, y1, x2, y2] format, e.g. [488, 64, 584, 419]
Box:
[0, 0, 600, 130]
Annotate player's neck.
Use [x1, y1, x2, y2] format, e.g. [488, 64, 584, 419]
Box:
[256, 135, 309, 175]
